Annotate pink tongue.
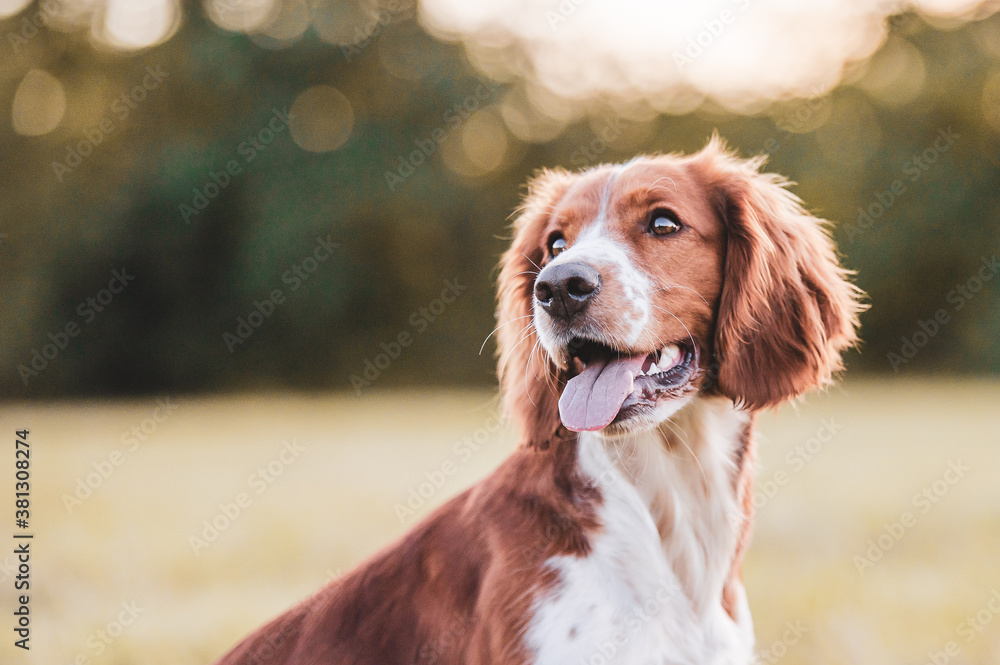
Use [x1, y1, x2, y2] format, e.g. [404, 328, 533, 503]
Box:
[559, 354, 648, 432]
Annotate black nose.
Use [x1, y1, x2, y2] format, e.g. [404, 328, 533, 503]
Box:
[534, 261, 601, 321]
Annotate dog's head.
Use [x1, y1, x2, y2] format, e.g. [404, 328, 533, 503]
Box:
[496, 137, 864, 446]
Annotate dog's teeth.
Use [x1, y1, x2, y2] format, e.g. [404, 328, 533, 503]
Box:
[659, 344, 680, 367]
[647, 362, 660, 374]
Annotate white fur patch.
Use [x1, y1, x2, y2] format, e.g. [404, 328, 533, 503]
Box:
[540, 231, 652, 348]
[532, 162, 653, 354]
[525, 397, 755, 665]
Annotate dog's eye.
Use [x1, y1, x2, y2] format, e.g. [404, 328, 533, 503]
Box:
[549, 234, 567, 257]
[650, 210, 682, 236]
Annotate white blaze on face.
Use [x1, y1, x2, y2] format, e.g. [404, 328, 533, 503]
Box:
[539, 235, 652, 350]
[569, 228, 651, 345]
[532, 161, 653, 356]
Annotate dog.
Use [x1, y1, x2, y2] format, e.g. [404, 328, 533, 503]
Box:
[215, 137, 863, 665]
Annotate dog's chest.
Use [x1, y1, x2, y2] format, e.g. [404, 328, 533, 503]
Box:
[524, 399, 755, 665]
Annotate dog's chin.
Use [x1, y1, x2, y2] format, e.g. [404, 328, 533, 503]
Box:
[544, 335, 702, 436]
[596, 394, 697, 439]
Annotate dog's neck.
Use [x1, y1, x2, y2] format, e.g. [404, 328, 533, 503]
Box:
[577, 396, 753, 620]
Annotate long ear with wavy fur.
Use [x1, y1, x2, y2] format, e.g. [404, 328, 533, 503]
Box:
[694, 139, 865, 409]
[496, 169, 575, 449]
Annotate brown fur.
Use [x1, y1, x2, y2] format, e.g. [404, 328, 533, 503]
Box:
[216, 429, 602, 665]
[214, 138, 862, 665]
[692, 144, 864, 409]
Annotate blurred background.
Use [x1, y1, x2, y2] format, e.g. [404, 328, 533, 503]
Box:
[0, 0, 999, 663]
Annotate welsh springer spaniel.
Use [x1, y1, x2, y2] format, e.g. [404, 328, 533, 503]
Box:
[216, 137, 862, 665]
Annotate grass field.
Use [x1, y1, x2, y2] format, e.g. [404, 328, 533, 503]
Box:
[1, 379, 999, 664]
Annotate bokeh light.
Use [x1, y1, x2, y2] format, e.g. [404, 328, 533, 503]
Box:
[377, 21, 440, 81]
[11, 69, 66, 136]
[420, 0, 998, 116]
[459, 108, 508, 174]
[500, 86, 567, 143]
[204, 0, 276, 33]
[2, 4, 1000, 663]
[0, 0, 30, 19]
[855, 36, 927, 108]
[982, 71, 1000, 133]
[312, 0, 382, 46]
[247, 0, 311, 49]
[99, 0, 180, 50]
[288, 85, 355, 152]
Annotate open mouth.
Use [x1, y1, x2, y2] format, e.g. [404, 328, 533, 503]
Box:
[558, 338, 697, 432]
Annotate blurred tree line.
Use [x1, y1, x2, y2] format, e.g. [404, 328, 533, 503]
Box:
[1, 1, 998, 398]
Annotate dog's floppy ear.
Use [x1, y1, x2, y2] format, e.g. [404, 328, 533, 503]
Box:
[496, 168, 575, 448]
[695, 138, 865, 410]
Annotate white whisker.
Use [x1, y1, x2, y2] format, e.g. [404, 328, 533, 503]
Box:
[498, 324, 536, 380]
[521, 252, 542, 272]
[650, 283, 712, 310]
[649, 304, 697, 356]
[646, 176, 677, 193]
[663, 417, 707, 482]
[524, 338, 545, 407]
[480, 315, 533, 356]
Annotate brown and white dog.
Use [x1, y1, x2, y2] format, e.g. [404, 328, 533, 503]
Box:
[215, 138, 863, 665]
